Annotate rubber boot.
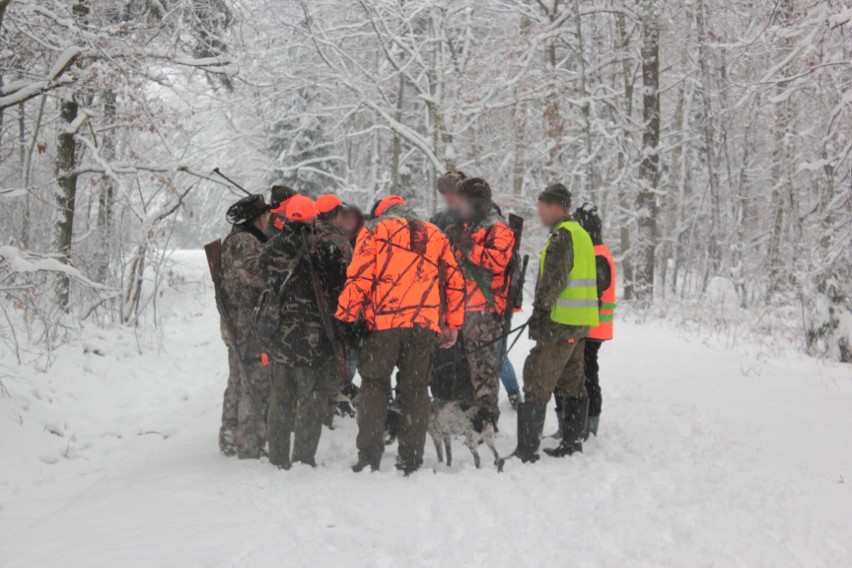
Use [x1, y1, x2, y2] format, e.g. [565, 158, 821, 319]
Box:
[352, 453, 381, 473]
[585, 415, 600, 440]
[548, 395, 565, 439]
[544, 397, 588, 458]
[506, 402, 547, 463]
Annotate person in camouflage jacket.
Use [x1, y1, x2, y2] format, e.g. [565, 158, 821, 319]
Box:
[444, 178, 515, 425]
[259, 196, 350, 469]
[218, 195, 272, 459]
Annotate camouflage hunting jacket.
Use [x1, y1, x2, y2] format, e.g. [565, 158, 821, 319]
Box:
[259, 222, 349, 366]
[219, 224, 267, 360]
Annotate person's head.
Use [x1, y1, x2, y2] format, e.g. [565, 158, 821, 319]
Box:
[285, 195, 318, 225]
[226, 194, 270, 232]
[574, 202, 603, 245]
[340, 203, 365, 239]
[316, 194, 344, 226]
[537, 183, 572, 228]
[268, 185, 299, 232]
[437, 170, 467, 213]
[456, 177, 493, 221]
[370, 195, 407, 219]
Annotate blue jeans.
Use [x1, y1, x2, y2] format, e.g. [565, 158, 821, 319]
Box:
[499, 347, 520, 397]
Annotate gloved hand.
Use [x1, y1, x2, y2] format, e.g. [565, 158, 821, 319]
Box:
[527, 311, 547, 342]
[334, 318, 361, 349]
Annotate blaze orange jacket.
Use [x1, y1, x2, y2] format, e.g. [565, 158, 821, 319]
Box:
[336, 206, 465, 334]
[457, 213, 515, 315]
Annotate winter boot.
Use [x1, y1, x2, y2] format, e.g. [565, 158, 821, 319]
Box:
[585, 414, 600, 440]
[395, 456, 423, 476]
[352, 453, 381, 473]
[545, 397, 589, 458]
[547, 395, 565, 439]
[508, 393, 522, 411]
[219, 428, 236, 457]
[505, 402, 547, 463]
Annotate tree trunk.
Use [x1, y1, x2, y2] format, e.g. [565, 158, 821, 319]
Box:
[634, 2, 660, 303]
[94, 89, 116, 283]
[695, 0, 722, 276]
[615, 9, 635, 299]
[766, 0, 795, 299]
[54, 98, 80, 309]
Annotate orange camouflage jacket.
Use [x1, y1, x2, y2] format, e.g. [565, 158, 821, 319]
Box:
[336, 205, 465, 334]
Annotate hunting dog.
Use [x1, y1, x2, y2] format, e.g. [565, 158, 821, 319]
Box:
[428, 399, 504, 472]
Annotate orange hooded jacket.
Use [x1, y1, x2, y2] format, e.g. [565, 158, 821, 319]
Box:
[336, 201, 465, 334]
[457, 215, 515, 315]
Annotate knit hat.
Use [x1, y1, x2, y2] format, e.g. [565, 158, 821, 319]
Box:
[226, 194, 269, 225]
[458, 177, 492, 202]
[437, 171, 467, 195]
[538, 183, 572, 208]
[371, 195, 406, 218]
[285, 195, 318, 222]
[316, 194, 343, 214]
[270, 184, 297, 210]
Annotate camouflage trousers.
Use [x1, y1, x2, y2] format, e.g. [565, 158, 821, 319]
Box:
[267, 361, 332, 468]
[462, 311, 504, 418]
[219, 344, 241, 453]
[523, 336, 586, 406]
[219, 343, 272, 459]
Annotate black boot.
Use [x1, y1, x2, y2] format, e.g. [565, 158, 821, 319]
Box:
[585, 414, 600, 440]
[507, 402, 546, 463]
[352, 453, 381, 473]
[547, 395, 565, 439]
[544, 397, 588, 458]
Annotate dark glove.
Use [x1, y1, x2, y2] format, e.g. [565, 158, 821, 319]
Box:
[334, 318, 361, 349]
[527, 310, 547, 342]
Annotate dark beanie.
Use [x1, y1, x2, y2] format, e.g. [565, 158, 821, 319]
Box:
[270, 184, 297, 209]
[458, 177, 492, 202]
[538, 183, 571, 208]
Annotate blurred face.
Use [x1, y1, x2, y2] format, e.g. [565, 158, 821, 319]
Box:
[253, 211, 271, 232]
[456, 197, 475, 221]
[537, 201, 570, 229]
[341, 210, 361, 237]
[441, 191, 464, 214]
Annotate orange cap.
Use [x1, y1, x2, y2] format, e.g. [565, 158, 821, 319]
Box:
[374, 195, 406, 218]
[270, 195, 296, 215]
[316, 194, 343, 214]
[286, 195, 318, 222]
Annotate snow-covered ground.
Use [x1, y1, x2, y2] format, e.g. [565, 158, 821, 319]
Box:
[1, 250, 851, 567]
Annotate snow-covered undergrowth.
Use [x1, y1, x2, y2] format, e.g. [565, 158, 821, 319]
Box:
[1, 250, 850, 567]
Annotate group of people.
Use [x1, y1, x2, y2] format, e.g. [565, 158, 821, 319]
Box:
[212, 172, 616, 474]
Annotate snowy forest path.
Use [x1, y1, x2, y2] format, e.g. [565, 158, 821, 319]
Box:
[1, 250, 850, 567]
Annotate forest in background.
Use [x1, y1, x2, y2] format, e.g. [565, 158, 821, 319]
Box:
[0, 0, 850, 363]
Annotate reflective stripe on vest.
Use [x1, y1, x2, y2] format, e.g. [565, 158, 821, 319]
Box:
[588, 243, 616, 341]
[540, 220, 600, 327]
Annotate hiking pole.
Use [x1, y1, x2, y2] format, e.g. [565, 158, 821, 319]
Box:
[212, 167, 253, 197]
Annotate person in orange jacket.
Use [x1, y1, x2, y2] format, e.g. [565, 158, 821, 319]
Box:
[336, 195, 466, 475]
[444, 178, 515, 426]
[574, 203, 615, 438]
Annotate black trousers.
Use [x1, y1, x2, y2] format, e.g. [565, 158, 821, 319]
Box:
[554, 340, 603, 417]
[584, 340, 602, 417]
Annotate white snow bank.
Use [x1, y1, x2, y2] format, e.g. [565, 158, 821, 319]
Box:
[1, 250, 850, 567]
